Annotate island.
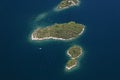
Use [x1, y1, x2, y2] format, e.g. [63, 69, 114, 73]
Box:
[57, 0, 80, 10]
[67, 45, 82, 59]
[31, 21, 85, 41]
[66, 59, 77, 70]
[65, 45, 82, 70]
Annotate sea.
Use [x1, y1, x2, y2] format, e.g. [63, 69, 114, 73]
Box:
[0, 0, 120, 80]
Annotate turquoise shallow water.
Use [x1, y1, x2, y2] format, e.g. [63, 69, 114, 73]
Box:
[0, 0, 120, 80]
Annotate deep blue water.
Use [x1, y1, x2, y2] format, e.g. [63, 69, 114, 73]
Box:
[0, 0, 120, 80]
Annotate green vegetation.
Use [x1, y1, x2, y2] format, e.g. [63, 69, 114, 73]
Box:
[32, 21, 84, 40]
[57, 0, 79, 9]
[66, 59, 77, 68]
[65, 45, 82, 70]
[68, 45, 82, 59]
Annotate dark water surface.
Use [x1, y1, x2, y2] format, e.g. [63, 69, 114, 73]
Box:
[0, 0, 120, 80]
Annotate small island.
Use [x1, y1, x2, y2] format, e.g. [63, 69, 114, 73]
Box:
[65, 45, 82, 70]
[57, 0, 80, 10]
[31, 21, 85, 41]
[66, 59, 77, 70]
[67, 45, 82, 59]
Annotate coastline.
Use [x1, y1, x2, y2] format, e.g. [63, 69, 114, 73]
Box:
[31, 34, 73, 41]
